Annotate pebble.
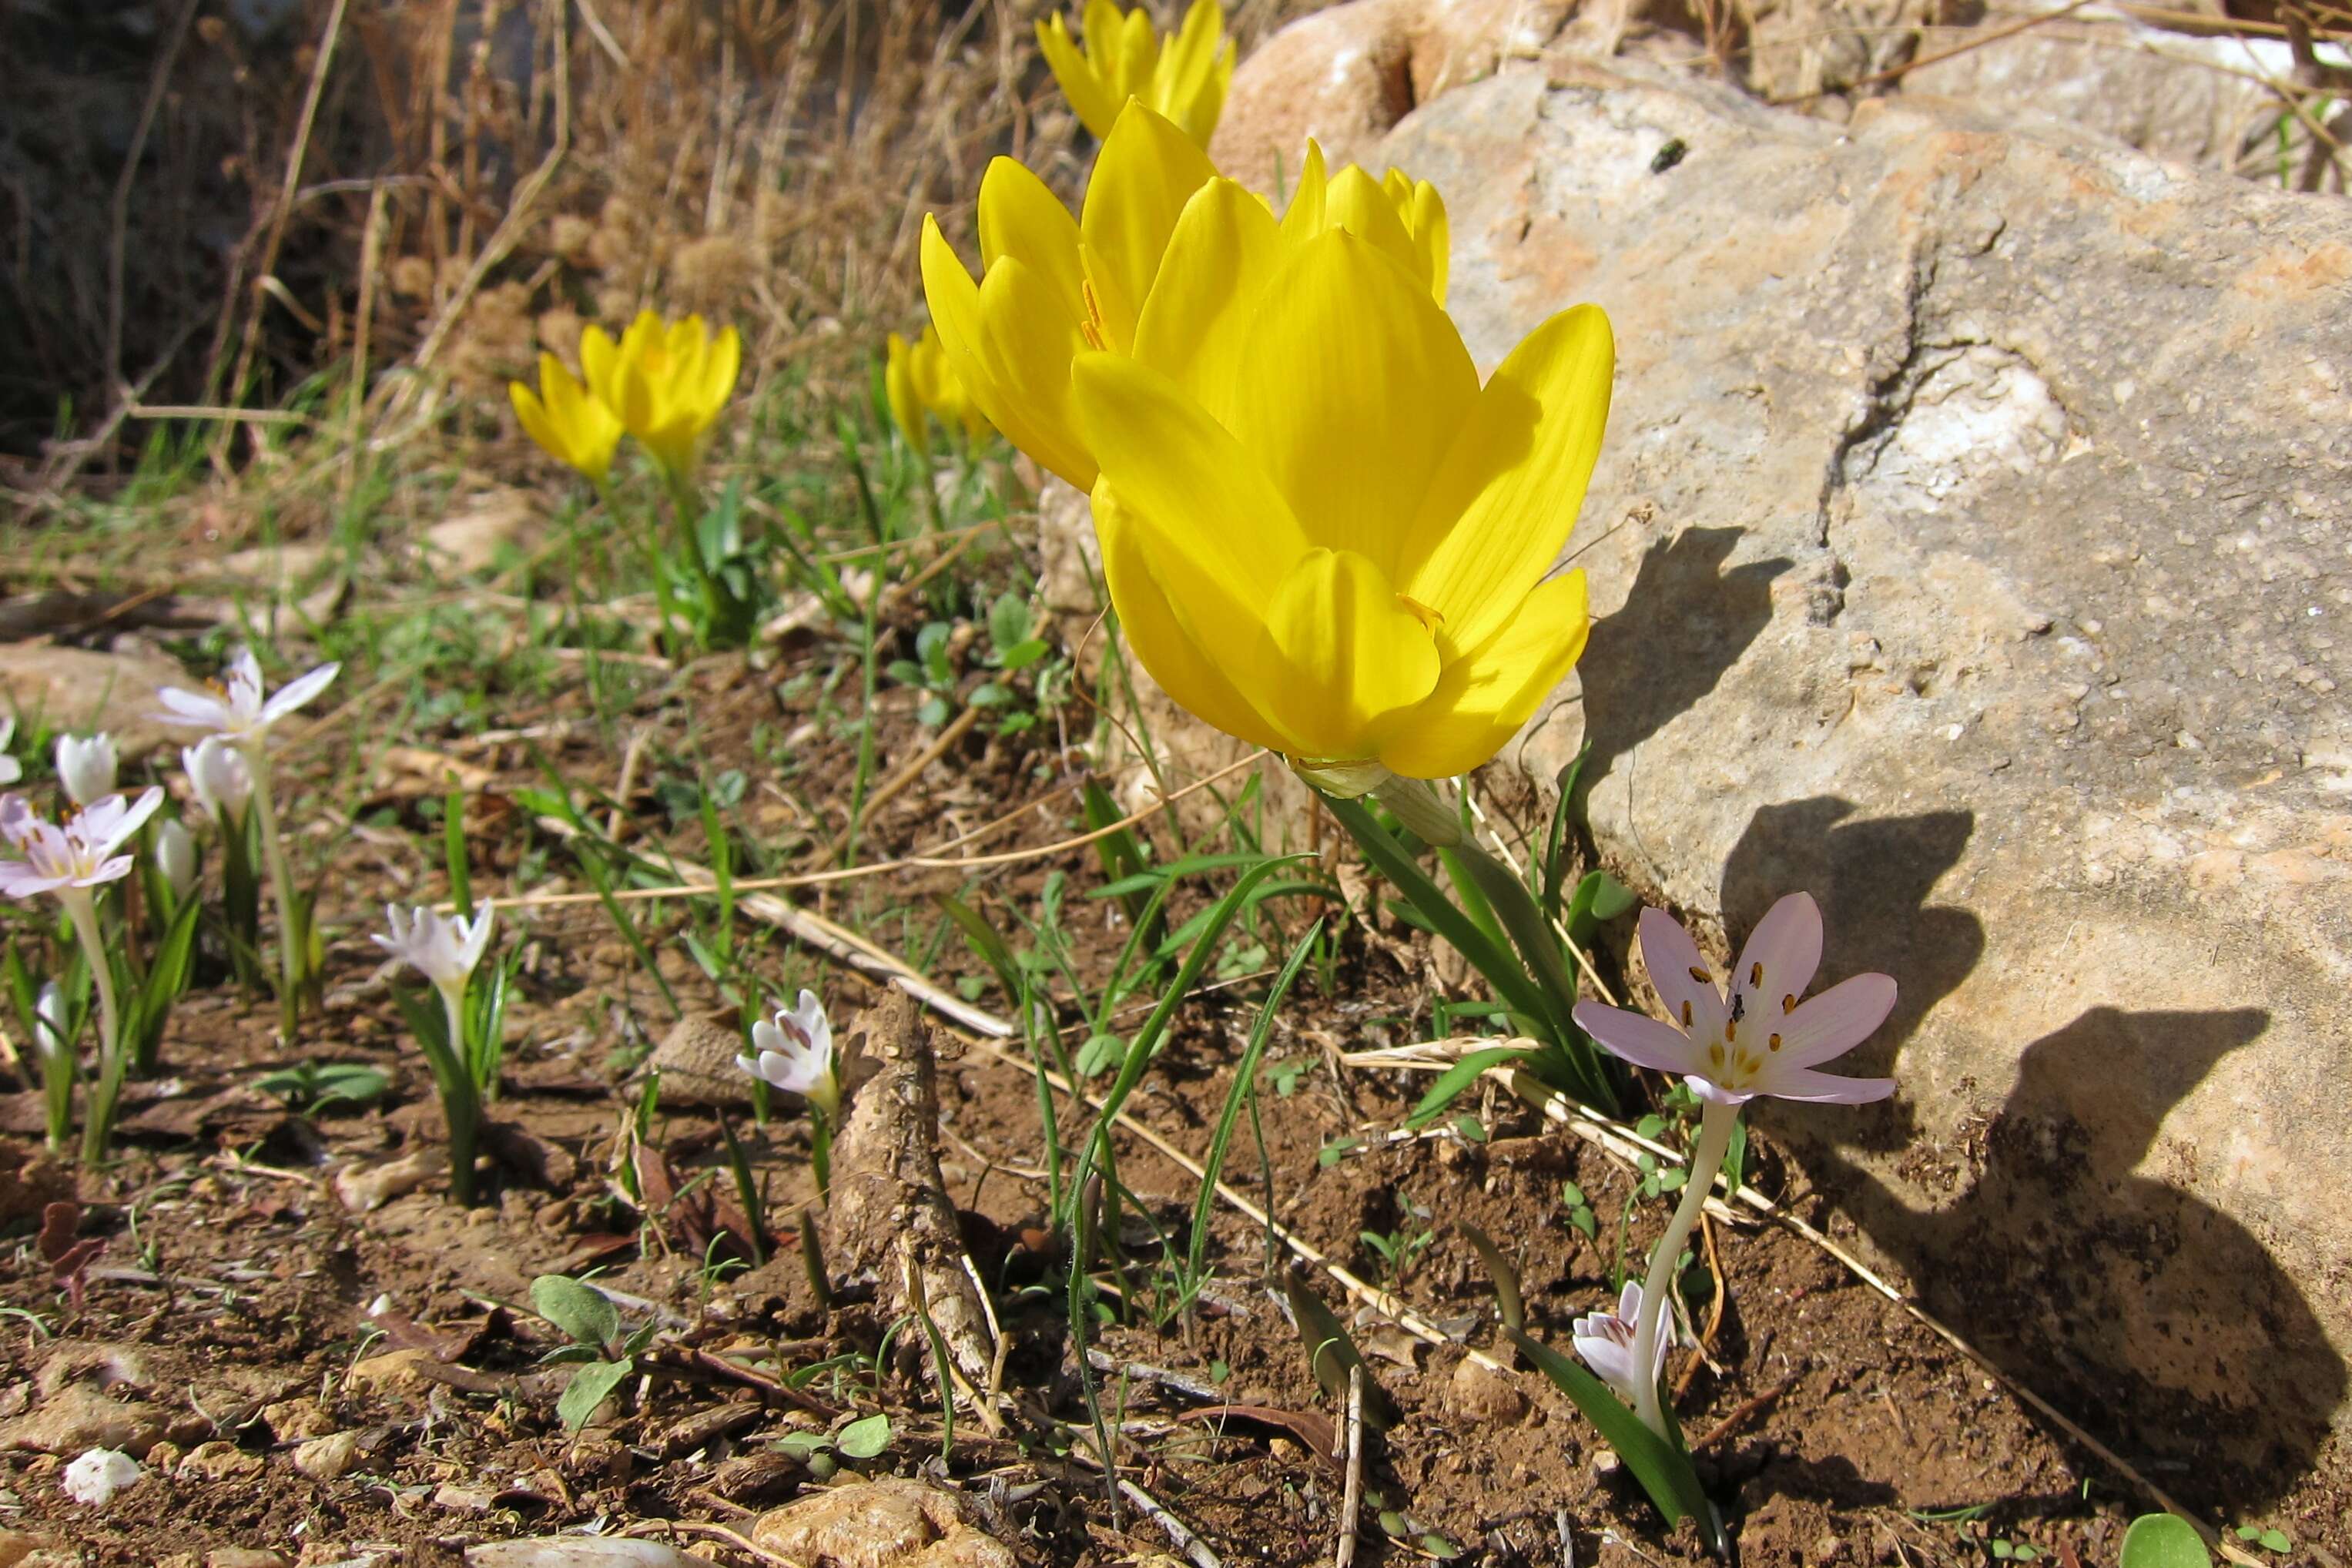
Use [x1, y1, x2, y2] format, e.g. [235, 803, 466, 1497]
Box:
[60, 1448, 139, 1506]
[260, 1398, 333, 1442]
[206, 1552, 292, 1568]
[293, 1430, 363, 1482]
[178, 1441, 264, 1482]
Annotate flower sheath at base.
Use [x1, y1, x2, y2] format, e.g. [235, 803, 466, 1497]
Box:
[1573, 1282, 1672, 1406]
[1037, 0, 1235, 149]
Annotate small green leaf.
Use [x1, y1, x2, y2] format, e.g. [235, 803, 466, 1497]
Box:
[2259, 1532, 2290, 1553]
[772, 1429, 830, 1458]
[531, 1275, 622, 1352]
[1405, 1045, 1530, 1131]
[1453, 1113, 1488, 1143]
[557, 1358, 633, 1432]
[836, 1412, 893, 1459]
[1569, 1207, 1598, 1240]
[2119, 1515, 2213, 1568]
[2236, 1530, 2259, 1543]
[1560, 1181, 1587, 1208]
[1377, 1511, 1409, 1538]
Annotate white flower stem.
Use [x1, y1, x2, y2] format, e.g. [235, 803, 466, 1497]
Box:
[1629, 1096, 1740, 1438]
[64, 891, 124, 1164]
[243, 745, 304, 1028]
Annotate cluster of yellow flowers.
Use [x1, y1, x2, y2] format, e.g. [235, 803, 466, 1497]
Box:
[885, 327, 994, 456]
[511, 311, 742, 487]
[1037, 0, 1234, 149]
[917, 5, 1614, 794]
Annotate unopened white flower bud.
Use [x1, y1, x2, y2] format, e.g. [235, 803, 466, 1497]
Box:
[54, 732, 118, 807]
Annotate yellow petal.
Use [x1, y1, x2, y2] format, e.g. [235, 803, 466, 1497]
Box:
[1111, 4, 1158, 99]
[1093, 481, 1289, 753]
[1079, 101, 1217, 351]
[580, 326, 620, 404]
[923, 215, 1060, 471]
[1408, 176, 1449, 303]
[885, 333, 928, 454]
[510, 379, 569, 467]
[702, 324, 742, 422]
[1256, 547, 1442, 760]
[1038, 14, 1121, 140]
[1379, 569, 1590, 779]
[1281, 140, 1328, 242]
[1222, 231, 1478, 576]
[1131, 177, 1282, 417]
[971, 253, 1098, 487]
[1399, 303, 1613, 652]
[978, 157, 1087, 323]
[1081, 0, 1124, 71]
[1322, 164, 1422, 285]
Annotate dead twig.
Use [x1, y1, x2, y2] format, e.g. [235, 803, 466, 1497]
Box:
[1335, 1365, 1367, 1568]
[1690, 1369, 1801, 1451]
[1119, 1477, 1225, 1568]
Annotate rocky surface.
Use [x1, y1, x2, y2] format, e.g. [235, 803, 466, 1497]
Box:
[1050, 23, 2352, 1486]
[0, 644, 198, 759]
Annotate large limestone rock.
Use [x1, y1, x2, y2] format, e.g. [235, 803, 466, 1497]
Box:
[1398, 56, 2352, 1487]
[1049, 39, 2352, 1501]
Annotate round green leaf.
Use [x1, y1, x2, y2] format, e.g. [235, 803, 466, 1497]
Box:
[836, 1412, 893, 1459]
[2119, 1515, 2212, 1568]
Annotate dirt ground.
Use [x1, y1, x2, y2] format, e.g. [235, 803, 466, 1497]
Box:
[1, 650, 2344, 1568]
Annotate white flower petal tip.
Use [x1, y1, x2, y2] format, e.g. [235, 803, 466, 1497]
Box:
[155, 651, 338, 743]
[1577, 898, 1898, 1107]
[55, 732, 119, 806]
[1570, 1281, 1668, 1405]
[183, 735, 254, 823]
[376, 901, 497, 992]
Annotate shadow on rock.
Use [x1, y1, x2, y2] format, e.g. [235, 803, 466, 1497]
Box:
[1814, 1000, 2332, 1506]
[1574, 526, 1786, 792]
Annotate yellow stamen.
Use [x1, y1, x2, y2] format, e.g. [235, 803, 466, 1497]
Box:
[1687, 966, 1710, 984]
[1782, 993, 1797, 1014]
[1749, 962, 1762, 987]
[1395, 593, 1445, 634]
[1768, 1033, 1782, 1051]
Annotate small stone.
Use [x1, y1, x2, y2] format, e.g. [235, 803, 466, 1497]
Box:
[433, 1481, 499, 1512]
[0, 1384, 169, 1458]
[141, 1440, 184, 1474]
[61, 1448, 141, 1506]
[206, 1551, 292, 1568]
[177, 1440, 263, 1482]
[293, 1430, 362, 1482]
[752, 1476, 1017, 1568]
[1444, 1357, 1528, 1423]
[260, 1398, 333, 1442]
[344, 1349, 436, 1395]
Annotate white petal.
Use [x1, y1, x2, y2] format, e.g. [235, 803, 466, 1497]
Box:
[1767, 973, 1898, 1070]
[260, 662, 340, 724]
[156, 687, 233, 729]
[1756, 1065, 1898, 1104]
[1637, 908, 1727, 1040]
[1572, 1001, 1701, 1077]
[1730, 892, 1821, 1020]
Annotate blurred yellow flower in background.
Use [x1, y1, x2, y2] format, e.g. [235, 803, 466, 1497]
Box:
[1283, 142, 1449, 306]
[886, 326, 993, 454]
[509, 352, 623, 483]
[588, 310, 742, 482]
[1037, 0, 1235, 149]
[1071, 180, 1615, 786]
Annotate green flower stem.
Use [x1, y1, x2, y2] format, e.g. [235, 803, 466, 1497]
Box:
[809, 1109, 833, 1204]
[595, 475, 682, 657]
[661, 464, 726, 611]
[65, 891, 124, 1164]
[243, 745, 304, 1037]
[1629, 1095, 1740, 1438]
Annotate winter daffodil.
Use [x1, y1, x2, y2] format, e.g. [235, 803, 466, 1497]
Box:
[1069, 179, 1612, 789]
[1037, 0, 1235, 149]
[590, 310, 742, 484]
[510, 351, 625, 483]
[736, 989, 840, 1122]
[0, 787, 166, 1161]
[886, 326, 993, 454]
[54, 732, 119, 808]
[1572, 1282, 1670, 1406]
[1570, 893, 1896, 1438]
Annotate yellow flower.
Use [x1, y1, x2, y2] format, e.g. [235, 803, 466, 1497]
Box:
[587, 310, 742, 482]
[920, 101, 1218, 489]
[886, 326, 993, 454]
[919, 103, 1449, 493]
[1037, 0, 1235, 149]
[1070, 178, 1614, 784]
[509, 352, 623, 484]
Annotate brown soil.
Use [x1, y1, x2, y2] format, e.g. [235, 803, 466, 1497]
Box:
[2, 649, 2343, 1568]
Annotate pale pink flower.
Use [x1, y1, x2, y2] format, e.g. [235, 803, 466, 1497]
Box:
[1572, 1282, 1671, 1405]
[736, 989, 839, 1119]
[1572, 893, 1896, 1106]
[0, 789, 166, 901]
[156, 648, 338, 745]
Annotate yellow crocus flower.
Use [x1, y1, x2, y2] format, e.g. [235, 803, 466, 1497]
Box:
[1037, 0, 1235, 149]
[920, 100, 1217, 489]
[585, 310, 742, 482]
[509, 352, 623, 484]
[920, 102, 1450, 493]
[885, 326, 993, 454]
[1071, 178, 1614, 786]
